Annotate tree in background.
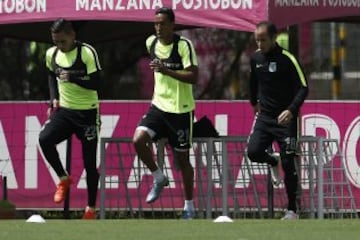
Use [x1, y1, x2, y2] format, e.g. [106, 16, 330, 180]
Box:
[0, 39, 31, 100]
[0, 29, 251, 100]
[184, 29, 252, 99]
[26, 41, 51, 100]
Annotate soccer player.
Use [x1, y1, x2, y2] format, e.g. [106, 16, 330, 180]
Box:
[39, 18, 102, 219]
[132, 7, 198, 219]
[247, 21, 308, 220]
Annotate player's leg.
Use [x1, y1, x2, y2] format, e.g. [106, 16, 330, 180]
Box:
[275, 119, 298, 220]
[38, 108, 74, 203]
[133, 129, 158, 171]
[133, 105, 168, 203]
[247, 115, 277, 165]
[75, 108, 100, 219]
[167, 111, 194, 219]
[80, 137, 98, 219]
[173, 149, 194, 219]
[247, 114, 281, 185]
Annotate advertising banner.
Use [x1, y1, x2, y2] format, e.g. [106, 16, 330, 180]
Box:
[0, 0, 263, 32]
[0, 101, 359, 210]
[0, 0, 359, 43]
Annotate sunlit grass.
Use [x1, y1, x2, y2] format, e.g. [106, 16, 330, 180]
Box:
[0, 219, 359, 240]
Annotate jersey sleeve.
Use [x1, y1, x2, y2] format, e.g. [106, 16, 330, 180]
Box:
[45, 47, 56, 72]
[179, 37, 198, 69]
[146, 35, 156, 54]
[81, 43, 102, 74]
[283, 50, 309, 114]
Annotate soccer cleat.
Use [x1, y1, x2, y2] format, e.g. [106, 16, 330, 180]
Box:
[82, 206, 96, 220]
[146, 176, 169, 203]
[181, 210, 195, 220]
[281, 210, 298, 220]
[53, 176, 73, 203]
[270, 153, 281, 186]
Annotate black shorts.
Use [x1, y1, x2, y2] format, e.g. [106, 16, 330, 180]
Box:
[249, 112, 298, 155]
[41, 107, 100, 143]
[137, 105, 194, 151]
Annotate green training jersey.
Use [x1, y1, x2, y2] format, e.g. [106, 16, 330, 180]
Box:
[146, 35, 198, 114]
[46, 43, 101, 110]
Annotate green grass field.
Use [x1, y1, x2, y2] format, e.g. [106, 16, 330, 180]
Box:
[0, 219, 359, 240]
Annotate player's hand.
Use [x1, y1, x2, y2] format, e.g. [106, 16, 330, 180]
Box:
[59, 69, 70, 82]
[278, 110, 293, 125]
[149, 59, 163, 72]
[47, 99, 59, 118]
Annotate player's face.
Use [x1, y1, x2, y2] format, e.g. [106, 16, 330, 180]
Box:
[154, 13, 174, 42]
[254, 26, 276, 53]
[51, 30, 76, 52]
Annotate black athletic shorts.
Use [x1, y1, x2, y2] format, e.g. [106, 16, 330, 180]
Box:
[137, 105, 194, 151]
[41, 107, 100, 143]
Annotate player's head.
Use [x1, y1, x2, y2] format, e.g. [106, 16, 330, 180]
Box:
[50, 18, 76, 52]
[154, 7, 175, 42]
[254, 21, 277, 53]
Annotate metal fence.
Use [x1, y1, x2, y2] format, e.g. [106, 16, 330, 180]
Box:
[99, 136, 357, 219]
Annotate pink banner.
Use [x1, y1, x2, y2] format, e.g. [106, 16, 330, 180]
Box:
[0, 101, 359, 210]
[269, 0, 360, 28]
[0, 0, 265, 32]
[1, 0, 359, 33]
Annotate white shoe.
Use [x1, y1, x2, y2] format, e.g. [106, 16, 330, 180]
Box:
[146, 177, 169, 203]
[270, 152, 281, 186]
[281, 210, 298, 220]
[181, 210, 195, 220]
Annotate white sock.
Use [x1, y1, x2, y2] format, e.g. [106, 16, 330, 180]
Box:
[184, 200, 194, 211]
[152, 169, 165, 183]
[85, 206, 95, 212]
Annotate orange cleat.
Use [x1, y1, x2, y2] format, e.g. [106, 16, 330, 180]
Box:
[53, 176, 73, 203]
[82, 206, 96, 220]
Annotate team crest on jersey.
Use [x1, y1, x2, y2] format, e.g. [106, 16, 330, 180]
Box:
[269, 62, 277, 72]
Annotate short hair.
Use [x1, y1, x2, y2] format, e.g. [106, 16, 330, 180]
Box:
[51, 18, 74, 34]
[256, 21, 277, 38]
[155, 7, 175, 22]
